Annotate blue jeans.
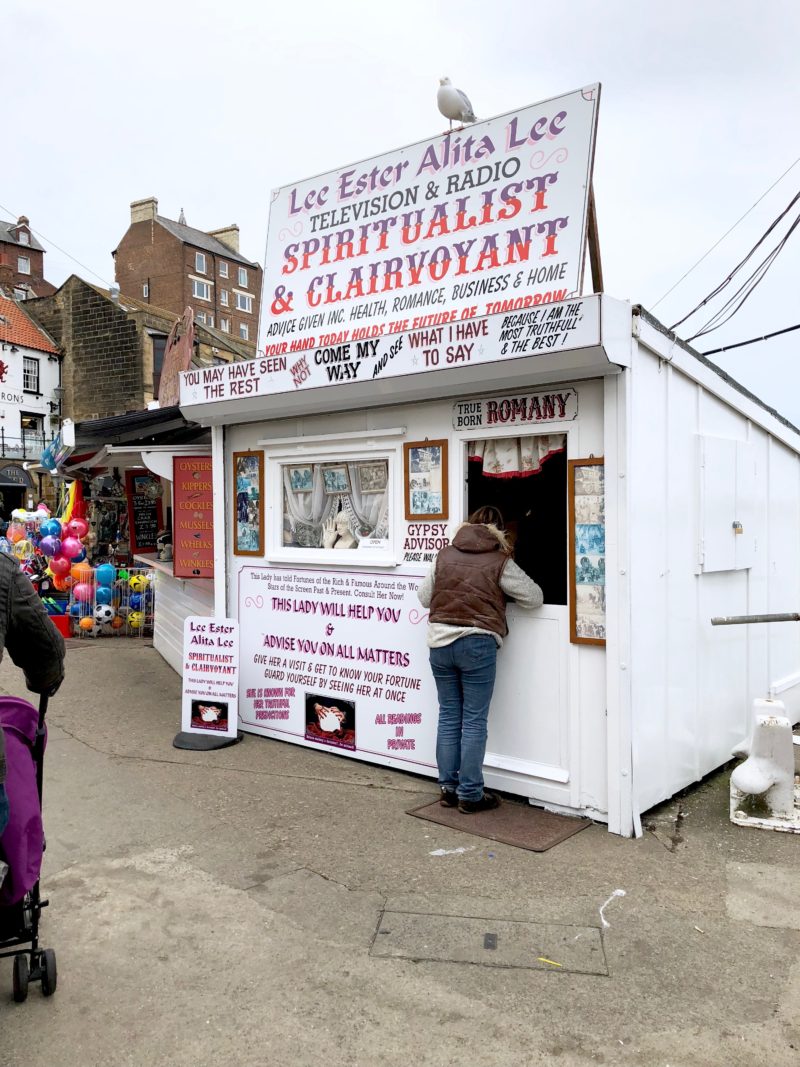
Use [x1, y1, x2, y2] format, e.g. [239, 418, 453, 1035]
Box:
[430, 635, 498, 802]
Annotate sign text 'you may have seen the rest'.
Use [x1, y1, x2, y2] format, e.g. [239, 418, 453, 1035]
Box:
[180, 295, 599, 405]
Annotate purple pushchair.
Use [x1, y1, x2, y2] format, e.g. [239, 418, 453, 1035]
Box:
[0, 695, 57, 1002]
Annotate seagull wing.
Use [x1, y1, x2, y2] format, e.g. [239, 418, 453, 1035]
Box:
[456, 89, 476, 122]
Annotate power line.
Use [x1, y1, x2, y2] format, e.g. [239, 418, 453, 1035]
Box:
[670, 187, 800, 333]
[0, 201, 113, 288]
[651, 154, 800, 311]
[700, 322, 800, 356]
[685, 207, 800, 341]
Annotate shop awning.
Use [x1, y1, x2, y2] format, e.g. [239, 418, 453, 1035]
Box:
[0, 462, 33, 489]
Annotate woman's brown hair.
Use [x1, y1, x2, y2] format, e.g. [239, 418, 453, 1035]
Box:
[468, 506, 505, 529]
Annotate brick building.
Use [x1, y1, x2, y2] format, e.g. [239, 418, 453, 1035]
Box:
[0, 215, 56, 300]
[24, 276, 252, 421]
[113, 198, 262, 349]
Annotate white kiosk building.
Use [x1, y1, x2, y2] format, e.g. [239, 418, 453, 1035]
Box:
[179, 87, 800, 835]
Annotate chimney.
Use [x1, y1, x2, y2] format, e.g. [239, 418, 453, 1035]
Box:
[130, 197, 158, 224]
[208, 225, 240, 253]
[17, 215, 30, 227]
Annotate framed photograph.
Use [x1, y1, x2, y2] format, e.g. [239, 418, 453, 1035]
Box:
[321, 464, 351, 495]
[357, 461, 388, 494]
[287, 465, 313, 493]
[403, 440, 448, 521]
[568, 457, 606, 645]
[233, 451, 264, 557]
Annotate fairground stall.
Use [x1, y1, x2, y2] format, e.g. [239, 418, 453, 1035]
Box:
[179, 85, 800, 834]
[37, 407, 213, 665]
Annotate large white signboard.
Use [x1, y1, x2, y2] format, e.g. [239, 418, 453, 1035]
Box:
[260, 85, 599, 354]
[180, 295, 599, 405]
[237, 565, 438, 773]
[181, 616, 240, 738]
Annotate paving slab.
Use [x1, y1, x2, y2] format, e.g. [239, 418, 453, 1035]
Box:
[371, 911, 607, 974]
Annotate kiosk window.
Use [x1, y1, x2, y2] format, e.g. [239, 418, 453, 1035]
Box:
[281, 459, 390, 551]
[467, 435, 567, 605]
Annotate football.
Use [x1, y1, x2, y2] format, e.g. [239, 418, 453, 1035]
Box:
[94, 604, 115, 625]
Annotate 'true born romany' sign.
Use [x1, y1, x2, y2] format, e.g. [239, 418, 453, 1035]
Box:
[453, 388, 578, 430]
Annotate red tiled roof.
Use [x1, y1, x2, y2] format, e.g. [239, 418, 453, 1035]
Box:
[0, 294, 60, 355]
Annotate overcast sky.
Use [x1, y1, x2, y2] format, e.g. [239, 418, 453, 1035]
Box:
[6, 1, 800, 423]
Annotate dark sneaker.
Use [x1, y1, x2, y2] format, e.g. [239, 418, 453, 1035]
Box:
[458, 791, 501, 814]
[439, 788, 458, 808]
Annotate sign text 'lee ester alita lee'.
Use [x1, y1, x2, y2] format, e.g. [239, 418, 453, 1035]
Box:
[259, 85, 599, 353]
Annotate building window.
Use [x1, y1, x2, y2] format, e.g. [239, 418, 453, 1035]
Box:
[196, 312, 206, 325]
[207, 314, 214, 328]
[220, 289, 229, 306]
[23, 356, 40, 393]
[13, 287, 26, 300]
[238, 267, 248, 288]
[18, 256, 31, 275]
[219, 262, 228, 278]
[195, 252, 207, 273]
[152, 334, 167, 396]
[220, 318, 230, 333]
[192, 279, 211, 301]
[239, 323, 249, 340]
[143, 282, 149, 299]
[21, 413, 44, 451]
[18, 231, 29, 246]
[236, 292, 253, 313]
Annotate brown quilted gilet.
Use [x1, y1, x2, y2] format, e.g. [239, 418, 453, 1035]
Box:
[429, 524, 510, 637]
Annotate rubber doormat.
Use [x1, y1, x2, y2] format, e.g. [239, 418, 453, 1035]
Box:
[407, 797, 591, 852]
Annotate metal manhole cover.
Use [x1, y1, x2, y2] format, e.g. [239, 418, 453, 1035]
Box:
[371, 911, 607, 974]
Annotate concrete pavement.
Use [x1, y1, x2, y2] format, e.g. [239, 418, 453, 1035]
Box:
[1, 640, 798, 1067]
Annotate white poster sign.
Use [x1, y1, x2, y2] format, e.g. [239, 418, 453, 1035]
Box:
[259, 85, 600, 352]
[237, 566, 438, 773]
[453, 388, 578, 430]
[181, 616, 240, 738]
[180, 295, 599, 406]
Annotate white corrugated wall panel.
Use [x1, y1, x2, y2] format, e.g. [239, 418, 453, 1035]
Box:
[153, 573, 215, 674]
[630, 343, 800, 814]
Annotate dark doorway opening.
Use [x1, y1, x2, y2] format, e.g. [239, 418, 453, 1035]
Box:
[467, 447, 567, 605]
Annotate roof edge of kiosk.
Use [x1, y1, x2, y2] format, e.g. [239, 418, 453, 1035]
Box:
[633, 304, 800, 445]
[180, 293, 629, 426]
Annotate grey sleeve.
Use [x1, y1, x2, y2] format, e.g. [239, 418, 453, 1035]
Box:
[416, 559, 437, 608]
[5, 567, 66, 694]
[500, 560, 543, 610]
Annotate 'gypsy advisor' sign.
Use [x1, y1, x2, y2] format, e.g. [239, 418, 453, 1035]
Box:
[453, 388, 578, 430]
[181, 616, 239, 738]
[261, 84, 600, 351]
[180, 295, 599, 406]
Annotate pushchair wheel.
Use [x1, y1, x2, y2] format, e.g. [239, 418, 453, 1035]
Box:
[12, 953, 29, 1003]
[41, 949, 57, 997]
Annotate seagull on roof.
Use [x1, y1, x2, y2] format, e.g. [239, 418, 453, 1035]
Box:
[437, 76, 477, 131]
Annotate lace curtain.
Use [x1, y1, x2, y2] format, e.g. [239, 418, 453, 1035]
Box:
[468, 434, 566, 478]
[282, 463, 389, 546]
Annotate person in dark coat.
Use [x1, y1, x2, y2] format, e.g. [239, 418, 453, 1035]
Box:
[0, 552, 65, 836]
[0, 552, 65, 696]
[417, 507, 542, 814]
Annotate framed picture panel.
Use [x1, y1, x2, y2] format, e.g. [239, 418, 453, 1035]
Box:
[403, 440, 448, 521]
[568, 457, 606, 645]
[233, 451, 264, 556]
